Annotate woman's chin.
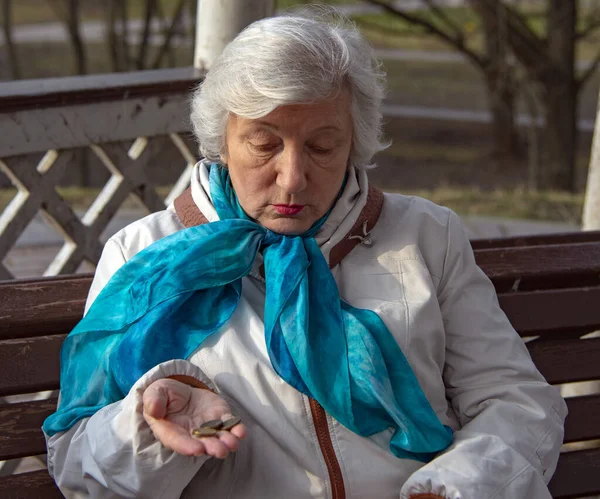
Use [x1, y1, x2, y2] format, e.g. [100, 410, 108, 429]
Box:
[261, 216, 314, 235]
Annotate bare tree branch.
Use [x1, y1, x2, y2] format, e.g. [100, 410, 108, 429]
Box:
[468, 0, 550, 77]
[422, 0, 465, 38]
[352, 15, 416, 39]
[119, 0, 132, 69]
[151, 0, 186, 69]
[577, 18, 600, 40]
[362, 0, 485, 69]
[48, 0, 87, 74]
[67, 0, 87, 74]
[576, 1, 600, 40]
[105, 0, 122, 71]
[137, 0, 156, 69]
[578, 47, 600, 88]
[2, 0, 21, 79]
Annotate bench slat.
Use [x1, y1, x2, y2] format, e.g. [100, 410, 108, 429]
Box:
[0, 451, 595, 499]
[2, 277, 600, 342]
[0, 392, 595, 461]
[527, 337, 600, 385]
[0, 470, 62, 498]
[549, 448, 600, 498]
[0, 399, 57, 461]
[498, 287, 600, 336]
[0, 452, 596, 499]
[563, 394, 600, 444]
[471, 230, 600, 250]
[0, 336, 63, 396]
[0, 275, 91, 340]
[1, 315, 599, 396]
[475, 242, 600, 290]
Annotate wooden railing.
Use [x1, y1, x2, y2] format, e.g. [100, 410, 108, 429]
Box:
[0, 68, 203, 281]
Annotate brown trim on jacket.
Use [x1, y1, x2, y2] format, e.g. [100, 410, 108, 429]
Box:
[173, 185, 385, 268]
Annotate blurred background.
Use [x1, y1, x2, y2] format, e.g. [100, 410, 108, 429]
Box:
[1, 0, 599, 277]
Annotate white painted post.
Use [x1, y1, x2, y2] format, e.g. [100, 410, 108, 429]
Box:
[194, 0, 274, 70]
[583, 88, 600, 230]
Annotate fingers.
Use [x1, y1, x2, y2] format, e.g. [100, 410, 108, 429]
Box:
[199, 433, 236, 458]
[228, 423, 247, 440]
[148, 418, 248, 458]
[148, 418, 207, 457]
[191, 420, 247, 458]
[143, 383, 169, 420]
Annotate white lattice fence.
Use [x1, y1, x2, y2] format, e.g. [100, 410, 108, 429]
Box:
[0, 69, 200, 476]
[0, 69, 201, 281]
[0, 137, 195, 280]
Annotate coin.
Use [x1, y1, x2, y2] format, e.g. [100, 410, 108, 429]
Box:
[221, 416, 242, 431]
[191, 427, 218, 438]
[200, 419, 224, 430]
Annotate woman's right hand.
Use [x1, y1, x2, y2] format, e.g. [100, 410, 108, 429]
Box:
[142, 378, 247, 458]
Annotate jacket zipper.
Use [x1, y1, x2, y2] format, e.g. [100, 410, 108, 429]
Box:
[309, 398, 346, 499]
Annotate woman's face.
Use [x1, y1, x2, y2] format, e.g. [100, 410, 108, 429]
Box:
[222, 90, 353, 234]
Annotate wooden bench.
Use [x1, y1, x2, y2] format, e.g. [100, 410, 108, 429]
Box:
[1, 235, 600, 498]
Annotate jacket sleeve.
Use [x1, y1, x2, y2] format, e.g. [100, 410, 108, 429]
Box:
[400, 210, 567, 499]
[46, 233, 216, 498]
[45, 360, 215, 499]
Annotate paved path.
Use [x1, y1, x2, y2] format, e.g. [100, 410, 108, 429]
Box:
[3, 210, 579, 280]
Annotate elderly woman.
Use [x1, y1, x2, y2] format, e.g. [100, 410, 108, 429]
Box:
[44, 14, 566, 499]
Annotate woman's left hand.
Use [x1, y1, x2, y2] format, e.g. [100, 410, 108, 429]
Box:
[142, 377, 247, 458]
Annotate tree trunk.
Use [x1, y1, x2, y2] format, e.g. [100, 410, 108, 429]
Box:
[151, 0, 186, 69]
[119, 0, 131, 69]
[67, 0, 87, 74]
[2, 0, 21, 79]
[478, 0, 520, 161]
[539, 0, 578, 191]
[106, 0, 122, 71]
[539, 80, 578, 190]
[485, 73, 520, 161]
[137, 0, 156, 69]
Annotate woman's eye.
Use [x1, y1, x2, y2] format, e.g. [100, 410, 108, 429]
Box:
[309, 145, 333, 155]
[249, 142, 278, 153]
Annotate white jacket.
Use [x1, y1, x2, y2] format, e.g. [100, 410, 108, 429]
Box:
[45, 164, 567, 499]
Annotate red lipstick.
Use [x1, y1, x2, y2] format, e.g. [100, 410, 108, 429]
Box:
[273, 204, 304, 215]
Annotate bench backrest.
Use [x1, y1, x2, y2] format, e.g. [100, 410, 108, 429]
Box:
[1, 239, 600, 498]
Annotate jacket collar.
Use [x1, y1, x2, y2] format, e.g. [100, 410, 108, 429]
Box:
[188, 160, 370, 265]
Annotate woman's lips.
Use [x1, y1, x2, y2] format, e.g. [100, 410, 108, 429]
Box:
[273, 204, 304, 215]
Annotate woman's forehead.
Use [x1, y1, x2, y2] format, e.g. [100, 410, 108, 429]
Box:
[230, 92, 352, 135]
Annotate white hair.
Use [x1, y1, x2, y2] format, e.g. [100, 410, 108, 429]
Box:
[190, 13, 389, 169]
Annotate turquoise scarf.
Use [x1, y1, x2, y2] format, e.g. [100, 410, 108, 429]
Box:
[44, 165, 452, 461]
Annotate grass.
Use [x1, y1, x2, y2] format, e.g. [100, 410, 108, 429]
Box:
[383, 140, 483, 164]
[399, 186, 584, 225]
[0, 42, 195, 80]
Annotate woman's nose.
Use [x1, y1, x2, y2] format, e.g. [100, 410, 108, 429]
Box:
[276, 147, 308, 194]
